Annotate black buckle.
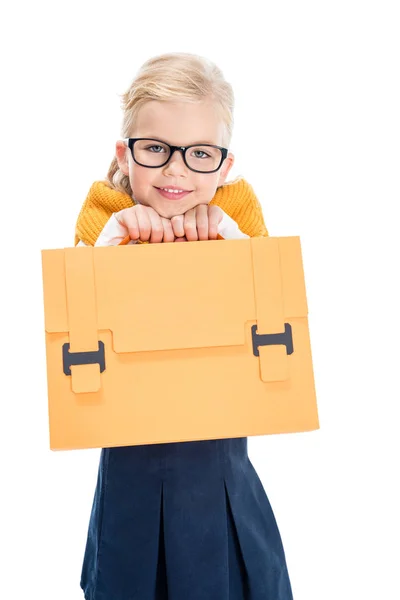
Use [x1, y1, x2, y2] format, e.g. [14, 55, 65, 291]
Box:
[62, 341, 106, 376]
[251, 323, 294, 356]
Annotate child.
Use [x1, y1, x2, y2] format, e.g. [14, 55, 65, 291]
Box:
[75, 53, 293, 600]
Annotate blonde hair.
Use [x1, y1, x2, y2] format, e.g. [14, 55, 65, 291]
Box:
[106, 52, 234, 196]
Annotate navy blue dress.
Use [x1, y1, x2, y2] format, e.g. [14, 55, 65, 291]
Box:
[80, 437, 293, 600]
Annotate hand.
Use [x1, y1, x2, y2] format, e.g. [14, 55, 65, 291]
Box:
[114, 205, 175, 244]
[170, 204, 224, 242]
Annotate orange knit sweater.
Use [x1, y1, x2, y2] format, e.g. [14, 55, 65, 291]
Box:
[75, 177, 268, 246]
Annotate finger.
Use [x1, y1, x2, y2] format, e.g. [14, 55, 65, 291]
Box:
[161, 217, 175, 243]
[147, 209, 164, 244]
[174, 236, 188, 242]
[115, 207, 140, 241]
[184, 208, 198, 241]
[194, 204, 209, 241]
[170, 215, 185, 238]
[207, 205, 224, 240]
[135, 205, 152, 242]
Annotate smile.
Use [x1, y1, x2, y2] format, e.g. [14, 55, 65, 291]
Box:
[160, 187, 186, 193]
[155, 187, 193, 200]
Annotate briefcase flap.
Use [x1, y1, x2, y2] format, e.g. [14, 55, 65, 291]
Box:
[41, 237, 308, 354]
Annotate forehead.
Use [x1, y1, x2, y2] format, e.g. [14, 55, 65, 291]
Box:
[133, 100, 225, 146]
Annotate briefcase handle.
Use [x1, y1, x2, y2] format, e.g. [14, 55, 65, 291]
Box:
[118, 234, 224, 246]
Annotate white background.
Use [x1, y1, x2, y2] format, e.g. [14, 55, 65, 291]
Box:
[1, 1, 399, 599]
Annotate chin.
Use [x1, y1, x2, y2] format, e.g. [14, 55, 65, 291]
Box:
[162, 207, 188, 219]
[157, 200, 199, 219]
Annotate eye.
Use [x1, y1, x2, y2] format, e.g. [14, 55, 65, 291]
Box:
[192, 150, 210, 159]
[146, 145, 166, 153]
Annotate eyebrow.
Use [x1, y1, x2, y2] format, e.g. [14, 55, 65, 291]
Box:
[140, 136, 219, 146]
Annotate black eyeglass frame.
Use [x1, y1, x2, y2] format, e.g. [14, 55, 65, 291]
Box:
[124, 138, 229, 174]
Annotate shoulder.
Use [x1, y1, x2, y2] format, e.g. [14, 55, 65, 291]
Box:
[211, 177, 269, 238]
[75, 180, 133, 246]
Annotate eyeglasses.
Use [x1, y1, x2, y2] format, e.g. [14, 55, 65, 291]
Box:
[124, 138, 228, 173]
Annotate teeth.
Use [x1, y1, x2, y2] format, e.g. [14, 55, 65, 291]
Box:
[161, 188, 185, 193]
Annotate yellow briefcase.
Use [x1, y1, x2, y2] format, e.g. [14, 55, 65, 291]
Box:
[41, 237, 319, 450]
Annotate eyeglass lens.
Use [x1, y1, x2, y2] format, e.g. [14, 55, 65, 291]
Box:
[133, 140, 222, 172]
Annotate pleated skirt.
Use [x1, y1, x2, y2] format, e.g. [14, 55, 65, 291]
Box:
[80, 437, 293, 600]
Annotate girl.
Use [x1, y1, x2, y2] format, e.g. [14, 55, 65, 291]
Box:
[75, 53, 293, 600]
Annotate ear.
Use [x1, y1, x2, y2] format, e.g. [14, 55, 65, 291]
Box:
[115, 140, 130, 176]
[217, 152, 234, 186]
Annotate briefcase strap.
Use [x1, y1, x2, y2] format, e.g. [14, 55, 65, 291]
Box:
[250, 237, 291, 383]
[64, 247, 102, 394]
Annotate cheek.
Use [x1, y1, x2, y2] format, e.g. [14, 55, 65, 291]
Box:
[193, 173, 218, 188]
[195, 175, 220, 198]
[129, 167, 156, 194]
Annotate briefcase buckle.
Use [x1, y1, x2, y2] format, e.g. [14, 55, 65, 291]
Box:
[251, 323, 294, 356]
[62, 341, 106, 376]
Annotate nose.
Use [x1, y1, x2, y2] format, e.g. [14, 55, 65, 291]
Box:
[162, 149, 188, 176]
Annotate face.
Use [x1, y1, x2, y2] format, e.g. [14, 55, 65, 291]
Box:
[115, 99, 234, 219]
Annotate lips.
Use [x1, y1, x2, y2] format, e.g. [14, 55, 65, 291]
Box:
[155, 187, 192, 201]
